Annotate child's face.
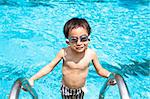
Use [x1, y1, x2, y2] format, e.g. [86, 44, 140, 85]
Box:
[68, 27, 89, 53]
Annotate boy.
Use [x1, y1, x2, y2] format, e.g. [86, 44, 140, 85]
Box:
[29, 18, 113, 99]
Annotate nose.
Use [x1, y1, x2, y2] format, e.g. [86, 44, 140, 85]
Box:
[76, 39, 82, 45]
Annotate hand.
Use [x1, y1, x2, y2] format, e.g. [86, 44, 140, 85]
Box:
[21, 78, 34, 91]
[28, 79, 34, 87]
[108, 78, 117, 86]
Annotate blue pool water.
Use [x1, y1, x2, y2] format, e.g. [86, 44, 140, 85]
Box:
[0, 0, 149, 99]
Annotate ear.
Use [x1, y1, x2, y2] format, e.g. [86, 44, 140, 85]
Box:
[66, 39, 70, 44]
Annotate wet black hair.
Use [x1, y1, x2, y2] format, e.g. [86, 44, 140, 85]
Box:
[63, 18, 91, 38]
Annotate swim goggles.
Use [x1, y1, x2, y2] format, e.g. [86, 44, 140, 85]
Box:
[67, 35, 90, 44]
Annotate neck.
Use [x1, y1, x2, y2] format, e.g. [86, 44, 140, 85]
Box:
[69, 47, 86, 55]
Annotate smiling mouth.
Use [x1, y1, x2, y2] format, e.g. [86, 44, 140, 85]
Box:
[76, 47, 84, 50]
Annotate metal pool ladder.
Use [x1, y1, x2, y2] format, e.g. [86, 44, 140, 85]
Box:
[9, 78, 38, 99]
[99, 73, 130, 99]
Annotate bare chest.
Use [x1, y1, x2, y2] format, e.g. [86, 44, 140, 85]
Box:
[63, 56, 91, 69]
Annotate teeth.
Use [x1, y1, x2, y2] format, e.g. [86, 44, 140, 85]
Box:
[76, 47, 83, 49]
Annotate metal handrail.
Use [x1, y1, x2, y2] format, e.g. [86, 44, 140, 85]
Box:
[9, 78, 38, 99]
[99, 73, 130, 99]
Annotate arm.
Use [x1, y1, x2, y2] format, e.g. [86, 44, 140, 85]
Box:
[92, 51, 111, 78]
[29, 49, 64, 85]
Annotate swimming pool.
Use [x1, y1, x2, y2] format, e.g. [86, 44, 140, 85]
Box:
[0, 0, 149, 99]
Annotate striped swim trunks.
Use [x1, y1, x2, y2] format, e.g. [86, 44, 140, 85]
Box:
[60, 84, 84, 99]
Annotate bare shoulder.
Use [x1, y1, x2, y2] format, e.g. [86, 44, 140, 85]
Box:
[58, 47, 70, 57]
[86, 48, 97, 58]
[87, 48, 96, 54]
[57, 48, 66, 58]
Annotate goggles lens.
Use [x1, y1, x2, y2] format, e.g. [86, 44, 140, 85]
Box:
[68, 35, 89, 43]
